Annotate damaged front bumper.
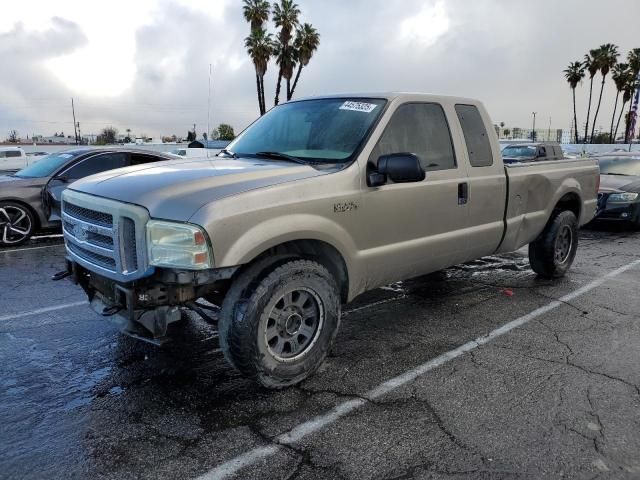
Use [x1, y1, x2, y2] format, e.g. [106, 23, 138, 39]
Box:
[55, 258, 237, 345]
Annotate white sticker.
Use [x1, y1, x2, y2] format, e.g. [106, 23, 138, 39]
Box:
[339, 101, 378, 113]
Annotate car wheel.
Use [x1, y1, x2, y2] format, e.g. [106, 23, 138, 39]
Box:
[0, 202, 35, 247]
[219, 259, 341, 389]
[528, 210, 578, 278]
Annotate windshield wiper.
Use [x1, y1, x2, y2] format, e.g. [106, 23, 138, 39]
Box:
[254, 151, 311, 165]
[604, 172, 630, 176]
[217, 148, 238, 158]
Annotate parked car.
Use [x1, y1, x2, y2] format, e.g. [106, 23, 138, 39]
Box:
[58, 93, 598, 388]
[0, 148, 178, 246]
[0, 147, 31, 172]
[502, 142, 564, 164]
[593, 153, 640, 227]
[26, 151, 50, 158]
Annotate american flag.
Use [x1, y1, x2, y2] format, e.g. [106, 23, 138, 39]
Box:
[628, 71, 640, 141]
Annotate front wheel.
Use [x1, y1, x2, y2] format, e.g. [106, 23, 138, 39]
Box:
[219, 259, 341, 389]
[0, 202, 35, 247]
[528, 210, 578, 278]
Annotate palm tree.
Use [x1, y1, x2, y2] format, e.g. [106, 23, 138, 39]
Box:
[245, 28, 274, 115]
[243, 0, 270, 32]
[590, 43, 619, 143]
[583, 50, 600, 143]
[274, 39, 297, 102]
[624, 48, 640, 143]
[564, 61, 585, 144]
[288, 23, 320, 100]
[614, 76, 636, 142]
[272, 0, 300, 105]
[609, 63, 629, 141]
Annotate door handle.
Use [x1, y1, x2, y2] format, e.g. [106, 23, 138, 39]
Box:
[458, 182, 469, 205]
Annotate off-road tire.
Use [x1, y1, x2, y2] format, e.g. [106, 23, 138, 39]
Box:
[218, 259, 341, 389]
[529, 210, 578, 278]
[0, 201, 35, 247]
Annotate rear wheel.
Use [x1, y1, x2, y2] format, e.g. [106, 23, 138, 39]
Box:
[219, 259, 341, 389]
[529, 210, 578, 278]
[0, 202, 35, 246]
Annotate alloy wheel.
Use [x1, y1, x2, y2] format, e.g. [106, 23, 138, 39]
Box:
[0, 206, 32, 244]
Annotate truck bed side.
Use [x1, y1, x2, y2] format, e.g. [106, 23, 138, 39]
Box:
[497, 158, 599, 253]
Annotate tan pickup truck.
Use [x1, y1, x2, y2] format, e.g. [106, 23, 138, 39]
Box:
[57, 93, 599, 388]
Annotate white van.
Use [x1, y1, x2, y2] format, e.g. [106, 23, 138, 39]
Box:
[0, 147, 31, 172]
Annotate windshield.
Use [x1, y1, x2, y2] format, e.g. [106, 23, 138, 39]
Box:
[14, 151, 84, 178]
[598, 157, 640, 176]
[227, 98, 387, 163]
[502, 145, 537, 158]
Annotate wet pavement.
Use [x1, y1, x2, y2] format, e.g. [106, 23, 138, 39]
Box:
[1, 226, 639, 479]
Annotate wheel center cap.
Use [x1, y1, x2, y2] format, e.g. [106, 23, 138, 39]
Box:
[284, 313, 302, 336]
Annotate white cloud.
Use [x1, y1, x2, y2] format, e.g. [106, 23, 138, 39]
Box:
[399, 1, 450, 48]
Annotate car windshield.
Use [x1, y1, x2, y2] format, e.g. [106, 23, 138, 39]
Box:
[14, 151, 84, 178]
[597, 157, 640, 176]
[502, 145, 537, 158]
[227, 98, 387, 163]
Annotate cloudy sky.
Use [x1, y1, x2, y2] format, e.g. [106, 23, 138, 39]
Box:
[1, 0, 639, 140]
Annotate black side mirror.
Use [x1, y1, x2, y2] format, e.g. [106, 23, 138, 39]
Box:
[374, 153, 425, 184]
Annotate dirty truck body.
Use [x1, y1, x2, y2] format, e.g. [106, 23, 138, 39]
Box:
[59, 93, 599, 388]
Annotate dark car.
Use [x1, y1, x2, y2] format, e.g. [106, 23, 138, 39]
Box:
[0, 148, 178, 246]
[593, 154, 640, 227]
[502, 142, 564, 164]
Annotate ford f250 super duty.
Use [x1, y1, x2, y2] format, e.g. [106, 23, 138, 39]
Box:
[56, 93, 599, 388]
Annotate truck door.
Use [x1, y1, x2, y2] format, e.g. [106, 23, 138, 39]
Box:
[453, 104, 508, 259]
[360, 101, 471, 288]
[45, 152, 128, 221]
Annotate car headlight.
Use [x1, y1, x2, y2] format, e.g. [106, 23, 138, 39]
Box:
[608, 192, 639, 202]
[146, 220, 212, 269]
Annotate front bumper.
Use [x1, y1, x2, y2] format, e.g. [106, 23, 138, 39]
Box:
[594, 200, 640, 223]
[61, 258, 237, 344]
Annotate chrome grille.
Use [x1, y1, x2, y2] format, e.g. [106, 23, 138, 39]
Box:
[61, 190, 150, 281]
[63, 202, 113, 227]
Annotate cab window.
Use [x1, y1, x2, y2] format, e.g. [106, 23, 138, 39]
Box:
[370, 103, 456, 172]
[455, 104, 493, 167]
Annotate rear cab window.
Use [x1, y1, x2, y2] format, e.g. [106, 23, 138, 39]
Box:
[455, 104, 493, 167]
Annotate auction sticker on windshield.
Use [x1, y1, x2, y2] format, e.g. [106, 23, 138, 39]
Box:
[339, 101, 378, 113]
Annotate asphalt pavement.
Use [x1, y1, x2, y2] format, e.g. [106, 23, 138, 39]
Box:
[1, 225, 639, 479]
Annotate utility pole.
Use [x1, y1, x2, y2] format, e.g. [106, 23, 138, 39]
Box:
[71, 98, 78, 145]
[532, 112, 537, 142]
[547, 116, 551, 141]
[207, 64, 212, 142]
[77, 122, 81, 145]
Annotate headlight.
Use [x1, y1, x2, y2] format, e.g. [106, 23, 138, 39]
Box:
[608, 192, 638, 202]
[146, 220, 212, 269]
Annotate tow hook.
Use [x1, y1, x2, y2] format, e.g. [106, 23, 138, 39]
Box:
[51, 270, 72, 281]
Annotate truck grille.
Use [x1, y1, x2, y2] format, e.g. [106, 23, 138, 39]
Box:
[61, 190, 150, 282]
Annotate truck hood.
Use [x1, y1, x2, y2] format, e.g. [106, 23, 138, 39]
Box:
[68, 157, 327, 221]
[599, 174, 640, 193]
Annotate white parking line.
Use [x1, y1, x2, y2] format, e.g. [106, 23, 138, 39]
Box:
[0, 244, 65, 254]
[195, 258, 640, 480]
[0, 301, 87, 322]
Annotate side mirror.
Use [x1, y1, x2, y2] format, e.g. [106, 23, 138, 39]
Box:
[375, 153, 425, 184]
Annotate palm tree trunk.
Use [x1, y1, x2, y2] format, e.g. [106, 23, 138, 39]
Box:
[289, 64, 303, 101]
[274, 70, 283, 106]
[590, 77, 606, 143]
[259, 75, 266, 115]
[625, 87, 637, 143]
[584, 77, 594, 143]
[286, 78, 291, 101]
[614, 100, 628, 142]
[255, 73, 264, 115]
[572, 88, 579, 144]
[609, 91, 619, 141]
